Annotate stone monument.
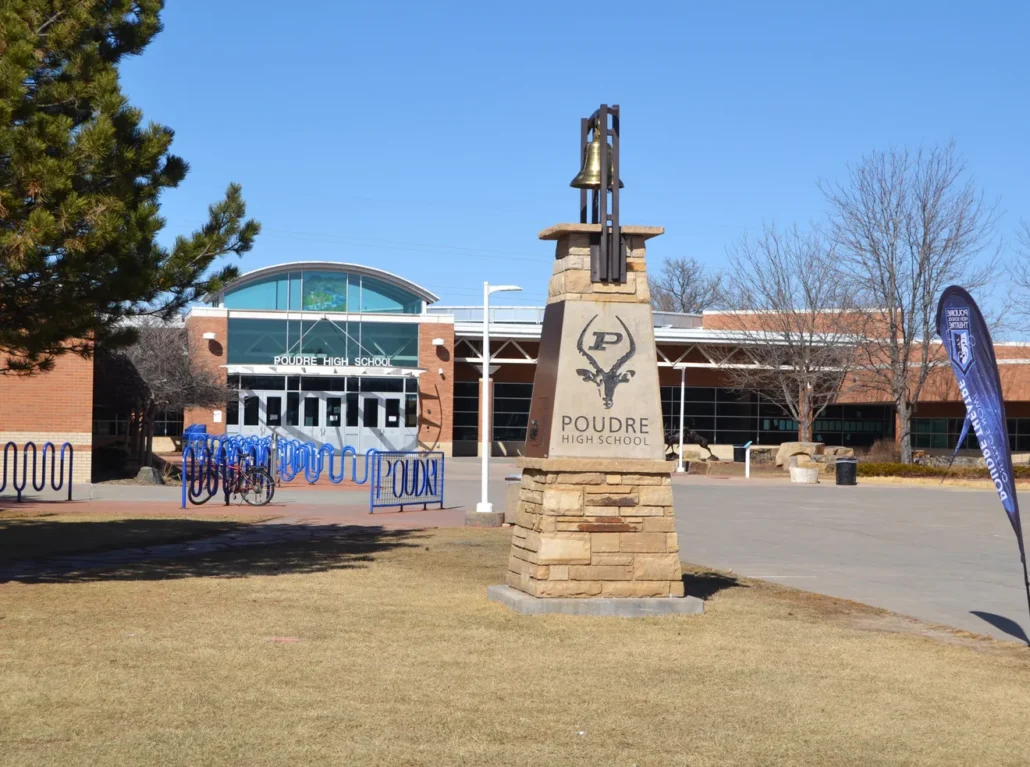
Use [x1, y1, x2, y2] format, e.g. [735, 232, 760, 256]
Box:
[488, 105, 701, 615]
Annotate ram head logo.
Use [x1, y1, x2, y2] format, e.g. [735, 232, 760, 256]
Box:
[575, 314, 636, 409]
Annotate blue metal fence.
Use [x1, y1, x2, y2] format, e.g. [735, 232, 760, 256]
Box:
[180, 434, 444, 512]
[369, 451, 445, 513]
[0, 441, 74, 502]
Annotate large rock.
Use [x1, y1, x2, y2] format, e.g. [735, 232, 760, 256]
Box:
[775, 442, 824, 468]
[135, 466, 164, 485]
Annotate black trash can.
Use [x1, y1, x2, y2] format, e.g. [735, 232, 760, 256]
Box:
[733, 445, 747, 463]
[836, 457, 858, 486]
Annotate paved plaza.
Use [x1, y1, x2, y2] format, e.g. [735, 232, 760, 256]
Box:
[4, 457, 1030, 642]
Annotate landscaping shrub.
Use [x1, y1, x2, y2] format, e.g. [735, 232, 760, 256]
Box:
[857, 462, 1030, 479]
[862, 438, 901, 463]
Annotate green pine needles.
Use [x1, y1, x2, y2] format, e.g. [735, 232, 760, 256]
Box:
[0, 1, 260, 372]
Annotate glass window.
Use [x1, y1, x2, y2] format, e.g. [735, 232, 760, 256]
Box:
[289, 272, 302, 310]
[266, 397, 282, 427]
[302, 271, 349, 312]
[300, 318, 351, 358]
[286, 393, 299, 426]
[363, 397, 379, 428]
[303, 397, 319, 427]
[239, 375, 285, 391]
[405, 377, 418, 393]
[224, 275, 280, 310]
[227, 319, 288, 364]
[287, 376, 300, 391]
[356, 322, 419, 367]
[454, 381, 479, 441]
[327, 397, 342, 427]
[405, 394, 418, 427]
[385, 398, 400, 427]
[243, 396, 259, 426]
[227, 399, 239, 425]
[153, 410, 184, 437]
[358, 275, 422, 313]
[346, 393, 359, 427]
[361, 377, 404, 393]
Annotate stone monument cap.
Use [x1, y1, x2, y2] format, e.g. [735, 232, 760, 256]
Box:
[538, 223, 665, 241]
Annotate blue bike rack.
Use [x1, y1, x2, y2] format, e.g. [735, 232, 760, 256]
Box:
[0, 441, 74, 502]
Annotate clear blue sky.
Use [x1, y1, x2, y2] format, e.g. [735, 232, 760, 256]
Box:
[120, 0, 1030, 308]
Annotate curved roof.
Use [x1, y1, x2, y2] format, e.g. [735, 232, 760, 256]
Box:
[210, 261, 440, 304]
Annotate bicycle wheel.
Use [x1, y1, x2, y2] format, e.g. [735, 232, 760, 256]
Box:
[240, 467, 275, 506]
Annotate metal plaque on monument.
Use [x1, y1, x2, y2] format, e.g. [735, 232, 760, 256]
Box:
[488, 105, 703, 616]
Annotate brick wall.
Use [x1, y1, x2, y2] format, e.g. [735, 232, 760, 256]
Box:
[0, 352, 94, 482]
[418, 323, 454, 455]
[183, 314, 229, 432]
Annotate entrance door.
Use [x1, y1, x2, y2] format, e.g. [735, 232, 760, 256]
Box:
[357, 394, 409, 451]
[236, 390, 283, 439]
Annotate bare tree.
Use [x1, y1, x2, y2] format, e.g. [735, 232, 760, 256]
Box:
[114, 319, 228, 466]
[822, 143, 999, 462]
[649, 256, 722, 314]
[722, 225, 859, 442]
[1010, 220, 1030, 323]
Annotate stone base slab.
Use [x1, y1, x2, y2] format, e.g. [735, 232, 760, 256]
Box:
[465, 510, 505, 528]
[487, 585, 703, 617]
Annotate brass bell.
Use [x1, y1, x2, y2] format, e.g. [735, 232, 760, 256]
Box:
[570, 122, 625, 189]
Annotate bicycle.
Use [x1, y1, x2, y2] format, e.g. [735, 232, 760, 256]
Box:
[189, 458, 275, 507]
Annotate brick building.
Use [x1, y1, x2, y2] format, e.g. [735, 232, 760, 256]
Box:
[4, 259, 1030, 481]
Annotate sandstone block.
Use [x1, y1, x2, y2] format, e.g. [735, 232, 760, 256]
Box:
[569, 564, 633, 581]
[591, 553, 634, 566]
[536, 533, 591, 565]
[626, 257, 646, 272]
[577, 522, 636, 533]
[601, 581, 670, 598]
[583, 493, 638, 507]
[553, 472, 605, 485]
[633, 505, 667, 517]
[633, 553, 682, 581]
[523, 530, 541, 552]
[550, 565, 569, 581]
[638, 486, 673, 506]
[619, 532, 668, 553]
[565, 270, 592, 293]
[519, 488, 543, 504]
[605, 474, 622, 484]
[642, 517, 677, 532]
[542, 488, 583, 514]
[549, 272, 567, 296]
[622, 473, 665, 486]
[584, 293, 637, 303]
[535, 580, 602, 598]
[670, 580, 686, 598]
[775, 441, 824, 468]
[533, 565, 550, 580]
[537, 515, 557, 532]
[666, 534, 680, 553]
[591, 532, 621, 552]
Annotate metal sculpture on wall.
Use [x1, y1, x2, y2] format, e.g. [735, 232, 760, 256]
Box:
[570, 104, 626, 284]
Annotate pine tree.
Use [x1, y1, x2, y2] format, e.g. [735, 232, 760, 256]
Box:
[0, 1, 259, 373]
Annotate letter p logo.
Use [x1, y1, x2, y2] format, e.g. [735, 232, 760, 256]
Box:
[588, 331, 623, 351]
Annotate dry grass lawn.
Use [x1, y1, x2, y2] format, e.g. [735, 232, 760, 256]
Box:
[2, 525, 1030, 766]
[0, 507, 272, 562]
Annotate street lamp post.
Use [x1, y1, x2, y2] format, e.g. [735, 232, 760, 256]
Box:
[476, 281, 522, 513]
[676, 364, 687, 473]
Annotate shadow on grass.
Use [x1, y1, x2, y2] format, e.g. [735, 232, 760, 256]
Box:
[971, 610, 1030, 645]
[0, 518, 423, 585]
[681, 568, 744, 600]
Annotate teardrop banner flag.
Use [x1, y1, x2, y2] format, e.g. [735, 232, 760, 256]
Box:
[936, 285, 1030, 622]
